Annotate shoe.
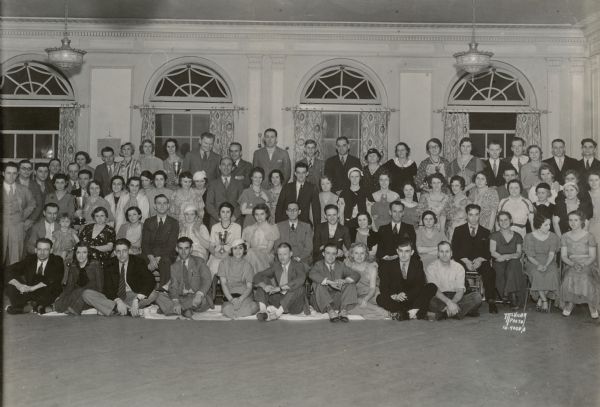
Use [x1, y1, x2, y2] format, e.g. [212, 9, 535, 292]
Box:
[256, 312, 268, 321]
[590, 310, 599, 319]
[535, 298, 543, 312]
[328, 310, 340, 322]
[338, 310, 349, 323]
[395, 311, 409, 321]
[488, 302, 498, 314]
[36, 305, 47, 315]
[5, 306, 24, 315]
[182, 309, 193, 318]
[541, 300, 549, 313]
[434, 311, 447, 321]
[562, 309, 571, 317]
[416, 309, 429, 320]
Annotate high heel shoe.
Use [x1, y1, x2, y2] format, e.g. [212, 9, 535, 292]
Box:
[535, 298, 543, 312]
[541, 300, 549, 313]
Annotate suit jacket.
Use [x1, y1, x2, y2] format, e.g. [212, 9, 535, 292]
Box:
[182, 150, 222, 181]
[2, 182, 36, 226]
[308, 259, 361, 285]
[141, 215, 179, 261]
[482, 159, 514, 187]
[578, 158, 600, 181]
[231, 159, 253, 188]
[378, 256, 428, 300]
[168, 255, 212, 298]
[275, 220, 314, 264]
[252, 146, 292, 184]
[26, 220, 59, 254]
[17, 177, 43, 223]
[275, 181, 321, 226]
[103, 255, 155, 300]
[253, 259, 308, 291]
[312, 222, 352, 262]
[375, 222, 417, 261]
[451, 223, 491, 264]
[297, 157, 325, 189]
[6, 254, 64, 302]
[205, 177, 244, 223]
[93, 162, 116, 197]
[542, 155, 580, 184]
[324, 154, 363, 193]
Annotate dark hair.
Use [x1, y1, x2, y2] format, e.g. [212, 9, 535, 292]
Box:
[100, 146, 114, 156]
[295, 161, 309, 172]
[394, 142, 411, 156]
[503, 166, 517, 176]
[496, 211, 513, 222]
[399, 182, 417, 200]
[218, 201, 235, 213]
[286, 201, 300, 210]
[74, 241, 90, 251]
[3, 161, 19, 171]
[506, 179, 523, 192]
[114, 238, 132, 249]
[568, 209, 587, 222]
[269, 169, 284, 184]
[141, 139, 155, 153]
[154, 193, 169, 204]
[535, 182, 551, 192]
[58, 212, 71, 222]
[389, 200, 405, 211]
[36, 237, 53, 248]
[229, 241, 248, 256]
[511, 137, 525, 146]
[396, 238, 414, 250]
[538, 163, 555, 180]
[75, 151, 92, 164]
[322, 242, 339, 253]
[19, 159, 33, 169]
[458, 137, 472, 147]
[127, 176, 141, 187]
[426, 138, 442, 153]
[43, 202, 59, 212]
[229, 141, 242, 150]
[91, 206, 109, 218]
[324, 204, 339, 214]
[49, 158, 62, 166]
[426, 173, 446, 188]
[563, 169, 580, 182]
[252, 203, 271, 219]
[177, 236, 193, 246]
[52, 173, 68, 185]
[465, 203, 481, 214]
[86, 180, 101, 195]
[153, 170, 167, 181]
[588, 170, 600, 181]
[179, 171, 193, 185]
[533, 213, 551, 229]
[140, 170, 154, 181]
[264, 128, 278, 137]
[220, 156, 233, 166]
[437, 241, 452, 250]
[421, 210, 438, 224]
[581, 138, 597, 148]
[304, 139, 317, 148]
[487, 140, 502, 149]
[36, 162, 49, 170]
[449, 175, 466, 191]
[277, 242, 292, 251]
[251, 167, 265, 179]
[110, 175, 125, 187]
[78, 169, 92, 178]
[126, 206, 142, 222]
[551, 138, 566, 146]
[527, 145, 542, 157]
[473, 171, 492, 186]
[164, 138, 178, 151]
[356, 211, 372, 225]
[336, 136, 349, 145]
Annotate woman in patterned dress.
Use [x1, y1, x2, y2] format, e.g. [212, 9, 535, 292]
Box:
[468, 171, 499, 231]
[242, 203, 280, 274]
[417, 173, 450, 234]
[448, 137, 484, 194]
[239, 167, 271, 228]
[78, 206, 115, 265]
[415, 138, 451, 192]
[447, 175, 469, 240]
[116, 142, 141, 181]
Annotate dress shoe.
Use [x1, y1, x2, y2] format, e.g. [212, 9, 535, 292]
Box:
[338, 310, 349, 323]
[434, 311, 447, 321]
[328, 310, 340, 322]
[6, 306, 24, 315]
[36, 305, 47, 315]
[488, 302, 498, 314]
[256, 312, 268, 321]
[182, 309, 193, 318]
[416, 309, 429, 320]
[395, 311, 409, 321]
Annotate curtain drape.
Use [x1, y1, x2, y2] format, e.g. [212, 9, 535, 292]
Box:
[360, 111, 389, 164]
[515, 113, 542, 147]
[140, 105, 156, 144]
[293, 109, 323, 162]
[442, 112, 470, 162]
[58, 105, 80, 172]
[209, 109, 235, 157]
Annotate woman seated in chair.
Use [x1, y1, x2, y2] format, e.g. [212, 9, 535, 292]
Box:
[416, 210, 447, 271]
[344, 242, 387, 319]
[523, 214, 560, 312]
[559, 210, 600, 318]
[242, 203, 280, 274]
[350, 212, 378, 260]
[490, 211, 526, 310]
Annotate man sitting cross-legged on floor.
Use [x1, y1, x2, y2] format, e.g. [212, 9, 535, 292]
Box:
[253, 242, 308, 321]
[309, 242, 360, 322]
[155, 237, 213, 318]
[82, 238, 156, 317]
[376, 239, 437, 321]
[425, 241, 483, 320]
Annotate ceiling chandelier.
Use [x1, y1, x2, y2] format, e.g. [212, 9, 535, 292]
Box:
[453, 0, 493, 74]
[46, 0, 86, 71]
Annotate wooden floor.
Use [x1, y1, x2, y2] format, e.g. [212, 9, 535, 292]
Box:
[3, 306, 600, 407]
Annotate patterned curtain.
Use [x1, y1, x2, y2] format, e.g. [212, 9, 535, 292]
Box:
[442, 112, 470, 162]
[293, 109, 323, 161]
[515, 113, 542, 147]
[209, 109, 235, 157]
[360, 111, 389, 164]
[140, 105, 156, 143]
[58, 105, 80, 171]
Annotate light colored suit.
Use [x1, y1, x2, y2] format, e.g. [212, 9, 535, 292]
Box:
[252, 146, 292, 185]
[26, 220, 59, 254]
[275, 220, 313, 265]
[309, 260, 360, 312]
[2, 183, 36, 265]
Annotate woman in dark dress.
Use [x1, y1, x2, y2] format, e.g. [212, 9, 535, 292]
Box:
[553, 182, 593, 237]
[78, 206, 115, 265]
[361, 148, 385, 195]
[339, 167, 370, 232]
[54, 242, 103, 315]
[382, 142, 417, 194]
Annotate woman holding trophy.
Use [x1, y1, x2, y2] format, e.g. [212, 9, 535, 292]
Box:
[163, 138, 183, 190]
[207, 202, 242, 278]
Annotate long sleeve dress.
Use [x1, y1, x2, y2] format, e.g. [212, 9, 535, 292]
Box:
[54, 260, 103, 314]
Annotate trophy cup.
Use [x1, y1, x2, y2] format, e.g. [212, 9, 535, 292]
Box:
[172, 161, 182, 178]
[74, 196, 86, 226]
[218, 230, 229, 254]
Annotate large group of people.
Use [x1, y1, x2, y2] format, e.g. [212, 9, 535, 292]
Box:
[3, 129, 600, 322]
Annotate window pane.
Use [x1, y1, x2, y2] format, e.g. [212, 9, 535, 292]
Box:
[1, 107, 59, 131]
[176, 137, 192, 157]
[52, 135, 58, 159]
[16, 133, 33, 159]
[322, 114, 339, 140]
[1, 134, 15, 158]
[191, 114, 210, 139]
[35, 133, 54, 159]
[469, 113, 517, 130]
[154, 137, 168, 160]
[172, 114, 191, 139]
[470, 133, 486, 158]
[155, 114, 172, 138]
[321, 140, 337, 160]
[340, 114, 359, 140]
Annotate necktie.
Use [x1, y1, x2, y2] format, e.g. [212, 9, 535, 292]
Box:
[201, 151, 206, 160]
[280, 265, 289, 287]
[37, 263, 44, 276]
[308, 159, 313, 168]
[182, 261, 190, 290]
[558, 158, 563, 171]
[223, 177, 229, 189]
[401, 262, 408, 279]
[470, 226, 476, 237]
[586, 160, 591, 170]
[158, 218, 164, 229]
[394, 224, 399, 235]
[341, 156, 346, 166]
[9, 184, 15, 197]
[108, 165, 113, 178]
[492, 160, 498, 177]
[118, 264, 127, 301]
[291, 223, 296, 231]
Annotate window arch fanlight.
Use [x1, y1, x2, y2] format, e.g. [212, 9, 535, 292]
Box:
[448, 67, 530, 106]
[150, 63, 232, 103]
[301, 65, 380, 105]
[1, 61, 74, 100]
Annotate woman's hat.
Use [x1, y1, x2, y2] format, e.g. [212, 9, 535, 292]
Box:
[193, 170, 207, 181]
[347, 167, 363, 179]
[230, 238, 246, 247]
[364, 148, 382, 161]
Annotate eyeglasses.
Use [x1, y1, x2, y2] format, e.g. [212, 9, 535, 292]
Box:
[20, 166, 33, 171]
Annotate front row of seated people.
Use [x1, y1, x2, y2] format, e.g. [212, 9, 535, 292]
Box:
[6, 198, 599, 321]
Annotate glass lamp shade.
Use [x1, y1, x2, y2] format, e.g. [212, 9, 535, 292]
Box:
[454, 42, 493, 74]
[46, 36, 86, 71]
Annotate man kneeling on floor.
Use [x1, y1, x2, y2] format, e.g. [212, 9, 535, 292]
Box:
[82, 238, 156, 317]
[253, 242, 308, 321]
[309, 242, 360, 322]
[376, 239, 437, 321]
[425, 241, 482, 320]
[155, 237, 212, 318]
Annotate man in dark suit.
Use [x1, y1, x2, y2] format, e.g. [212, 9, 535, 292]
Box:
[309, 243, 360, 322]
[377, 239, 437, 320]
[252, 128, 292, 185]
[82, 238, 156, 317]
[5, 238, 64, 314]
[275, 162, 320, 226]
[543, 138, 580, 184]
[26, 203, 59, 255]
[154, 237, 213, 317]
[34, 162, 54, 197]
[312, 204, 351, 263]
[93, 146, 117, 197]
[496, 167, 527, 200]
[451, 204, 497, 314]
[142, 194, 179, 286]
[503, 137, 529, 175]
[578, 138, 600, 182]
[254, 243, 308, 320]
[375, 200, 416, 262]
[205, 157, 244, 225]
[229, 142, 253, 188]
[66, 162, 80, 194]
[324, 136, 362, 193]
[275, 202, 313, 265]
[297, 139, 325, 188]
[71, 169, 92, 198]
[482, 141, 513, 187]
[182, 132, 222, 181]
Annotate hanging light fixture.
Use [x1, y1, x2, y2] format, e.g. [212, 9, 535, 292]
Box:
[453, 0, 493, 74]
[46, 0, 86, 71]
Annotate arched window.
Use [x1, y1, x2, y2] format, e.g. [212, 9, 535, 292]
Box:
[151, 63, 231, 103]
[295, 63, 387, 163]
[1, 61, 75, 163]
[448, 69, 529, 106]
